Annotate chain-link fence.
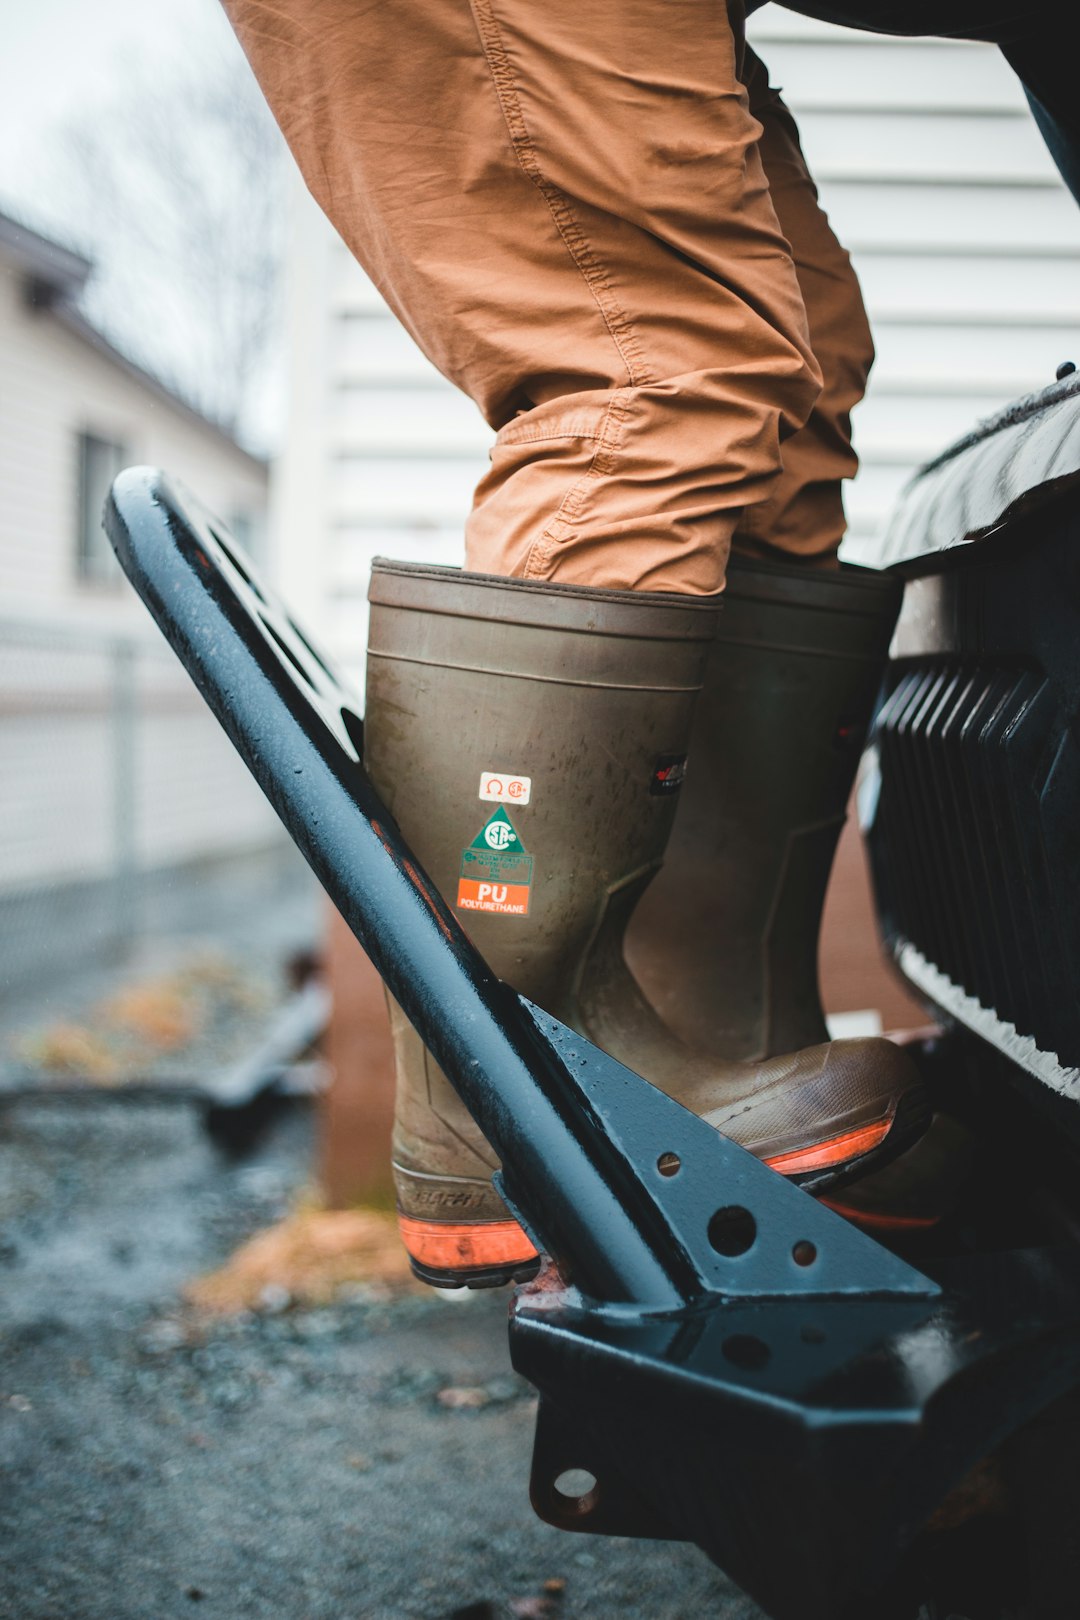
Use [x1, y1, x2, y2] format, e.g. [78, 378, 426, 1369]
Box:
[0, 618, 315, 1004]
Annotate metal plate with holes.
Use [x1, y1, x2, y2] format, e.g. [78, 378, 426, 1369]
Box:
[106, 467, 1080, 1620]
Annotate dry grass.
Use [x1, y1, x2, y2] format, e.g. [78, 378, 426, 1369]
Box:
[13, 950, 271, 1083]
[102, 983, 197, 1050]
[185, 1203, 425, 1315]
[19, 1023, 121, 1082]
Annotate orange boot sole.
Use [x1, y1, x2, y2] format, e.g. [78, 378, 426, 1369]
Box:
[397, 1105, 932, 1288]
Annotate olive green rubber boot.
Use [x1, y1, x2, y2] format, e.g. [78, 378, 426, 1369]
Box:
[623, 549, 955, 1234]
[364, 558, 928, 1288]
[626, 550, 902, 1059]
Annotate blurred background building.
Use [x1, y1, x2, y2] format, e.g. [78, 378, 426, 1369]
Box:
[0, 1, 1077, 1187]
[0, 4, 318, 1106]
[0, 208, 296, 992]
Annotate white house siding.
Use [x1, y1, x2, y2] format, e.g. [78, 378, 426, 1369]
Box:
[271, 19, 1080, 679]
[0, 259, 268, 628]
[747, 13, 1080, 554]
[0, 249, 280, 906]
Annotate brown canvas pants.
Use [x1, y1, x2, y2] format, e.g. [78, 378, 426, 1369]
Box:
[224, 0, 874, 593]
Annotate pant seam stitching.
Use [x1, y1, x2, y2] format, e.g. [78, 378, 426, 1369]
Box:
[469, 0, 654, 392]
[499, 426, 604, 448]
[522, 390, 633, 578]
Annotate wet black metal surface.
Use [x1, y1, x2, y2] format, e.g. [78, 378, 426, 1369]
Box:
[103, 468, 928, 1311]
[105, 468, 1080, 1620]
[514, 1245, 1080, 1618]
[868, 499, 1080, 1104]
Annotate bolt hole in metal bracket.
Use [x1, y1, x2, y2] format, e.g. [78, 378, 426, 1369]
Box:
[106, 471, 1080, 1620]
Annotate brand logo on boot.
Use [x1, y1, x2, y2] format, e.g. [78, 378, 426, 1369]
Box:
[650, 754, 688, 796]
[457, 808, 533, 915]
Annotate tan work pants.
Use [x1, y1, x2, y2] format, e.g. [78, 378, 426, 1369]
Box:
[224, 0, 874, 593]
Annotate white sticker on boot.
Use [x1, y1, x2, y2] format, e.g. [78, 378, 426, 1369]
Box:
[478, 771, 531, 806]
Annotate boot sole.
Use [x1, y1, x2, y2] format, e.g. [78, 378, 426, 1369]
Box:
[397, 1213, 540, 1290]
[408, 1253, 543, 1290]
[783, 1084, 932, 1195]
[819, 1110, 973, 1233]
[398, 1087, 933, 1288]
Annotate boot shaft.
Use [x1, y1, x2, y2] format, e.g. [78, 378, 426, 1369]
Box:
[365, 560, 718, 1018]
[363, 559, 930, 1284]
[626, 553, 902, 1061]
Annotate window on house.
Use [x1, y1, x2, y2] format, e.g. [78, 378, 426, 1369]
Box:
[76, 432, 127, 584]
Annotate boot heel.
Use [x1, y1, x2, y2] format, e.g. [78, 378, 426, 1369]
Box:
[397, 1212, 540, 1290]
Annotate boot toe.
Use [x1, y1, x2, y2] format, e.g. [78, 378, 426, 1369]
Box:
[704, 1036, 930, 1190]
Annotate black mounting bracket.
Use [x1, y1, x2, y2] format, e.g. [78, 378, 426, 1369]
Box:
[105, 468, 1080, 1620]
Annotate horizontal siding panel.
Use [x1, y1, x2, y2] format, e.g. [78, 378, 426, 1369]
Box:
[869, 321, 1076, 393]
[0, 718, 114, 888]
[853, 390, 1015, 461]
[0, 554, 61, 592]
[828, 182, 1080, 253]
[332, 315, 441, 382]
[843, 461, 913, 532]
[331, 254, 395, 313]
[333, 525, 465, 585]
[798, 109, 1056, 184]
[760, 40, 1028, 113]
[136, 718, 277, 867]
[330, 455, 482, 524]
[748, 12, 965, 44]
[331, 386, 489, 454]
[328, 527, 468, 699]
[854, 253, 1080, 321]
[0, 640, 275, 893]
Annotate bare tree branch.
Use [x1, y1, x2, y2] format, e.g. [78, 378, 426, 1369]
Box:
[40, 48, 285, 445]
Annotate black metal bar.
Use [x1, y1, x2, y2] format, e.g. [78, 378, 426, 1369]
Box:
[105, 467, 934, 1311]
[107, 468, 688, 1307]
[104, 467, 1080, 1620]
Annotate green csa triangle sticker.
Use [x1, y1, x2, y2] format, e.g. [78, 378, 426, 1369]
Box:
[457, 807, 533, 916]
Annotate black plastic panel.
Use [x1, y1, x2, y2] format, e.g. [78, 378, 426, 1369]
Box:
[870, 501, 1080, 1074]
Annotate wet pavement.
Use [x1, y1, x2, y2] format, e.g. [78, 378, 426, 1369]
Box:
[0, 1097, 759, 1620]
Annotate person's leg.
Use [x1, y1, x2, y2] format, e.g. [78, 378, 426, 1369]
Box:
[734, 46, 875, 559]
[222, 0, 821, 594]
[366, 558, 929, 1285]
[223, 0, 934, 1287]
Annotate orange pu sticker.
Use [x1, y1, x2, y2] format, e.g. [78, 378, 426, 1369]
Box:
[456, 878, 531, 915]
[457, 807, 533, 916]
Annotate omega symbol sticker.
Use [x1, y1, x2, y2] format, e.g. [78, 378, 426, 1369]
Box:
[479, 770, 531, 806]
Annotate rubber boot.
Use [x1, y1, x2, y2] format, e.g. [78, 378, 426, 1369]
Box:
[624, 549, 958, 1232]
[364, 559, 928, 1287]
[625, 549, 900, 1059]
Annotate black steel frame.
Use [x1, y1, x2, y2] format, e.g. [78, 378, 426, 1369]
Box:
[106, 468, 1080, 1620]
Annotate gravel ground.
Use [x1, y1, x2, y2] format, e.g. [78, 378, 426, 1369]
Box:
[0, 1097, 758, 1620]
[0, 865, 320, 1094]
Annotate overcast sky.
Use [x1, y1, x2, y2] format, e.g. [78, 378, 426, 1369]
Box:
[0, 0, 286, 447]
[0, 0, 245, 222]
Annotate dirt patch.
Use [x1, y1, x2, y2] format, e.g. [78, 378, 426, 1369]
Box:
[10, 951, 273, 1085]
[185, 1203, 425, 1313]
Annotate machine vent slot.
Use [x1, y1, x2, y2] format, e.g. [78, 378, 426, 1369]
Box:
[871, 660, 1080, 1068]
